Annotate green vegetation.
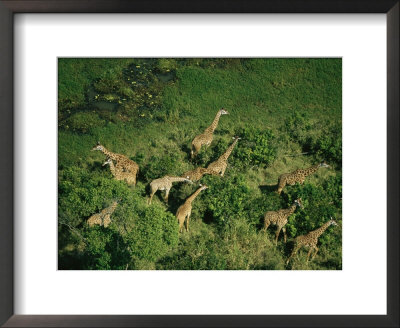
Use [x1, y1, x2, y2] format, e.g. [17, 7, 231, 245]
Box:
[58, 58, 342, 270]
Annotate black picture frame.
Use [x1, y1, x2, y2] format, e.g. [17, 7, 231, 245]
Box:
[0, 1, 398, 327]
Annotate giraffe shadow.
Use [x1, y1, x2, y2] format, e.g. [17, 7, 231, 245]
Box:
[87, 161, 108, 174]
[282, 240, 295, 257]
[258, 184, 277, 194]
[166, 183, 195, 214]
[179, 143, 192, 160]
[202, 209, 214, 225]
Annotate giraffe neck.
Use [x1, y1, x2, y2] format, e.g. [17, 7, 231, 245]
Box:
[101, 147, 118, 160]
[109, 201, 118, 212]
[289, 203, 297, 215]
[220, 138, 239, 161]
[168, 177, 191, 183]
[186, 187, 204, 204]
[303, 164, 320, 177]
[312, 221, 332, 238]
[205, 111, 222, 134]
[104, 201, 118, 214]
[284, 203, 297, 216]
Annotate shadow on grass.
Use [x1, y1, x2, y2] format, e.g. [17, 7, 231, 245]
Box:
[258, 184, 277, 194]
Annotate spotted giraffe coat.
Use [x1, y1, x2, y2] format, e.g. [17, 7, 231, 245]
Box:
[191, 108, 229, 158]
[264, 198, 303, 245]
[87, 201, 118, 228]
[148, 176, 193, 204]
[286, 218, 337, 264]
[207, 136, 240, 176]
[176, 185, 208, 233]
[277, 162, 330, 194]
[92, 142, 139, 175]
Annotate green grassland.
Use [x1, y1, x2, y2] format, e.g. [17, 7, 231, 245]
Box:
[58, 58, 342, 270]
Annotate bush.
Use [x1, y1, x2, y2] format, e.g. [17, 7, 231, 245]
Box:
[58, 167, 130, 227]
[233, 127, 277, 168]
[244, 192, 284, 228]
[202, 175, 252, 227]
[80, 227, 130, 270]
[60, 111, 106, 133]
[58, 167, 179, 269]
[124, 205, 179, 265]
[141, 148, 187, 182]
[282, 112, 314, 147]
[311, 123, 342, 168]
[284, 181, 341, 244]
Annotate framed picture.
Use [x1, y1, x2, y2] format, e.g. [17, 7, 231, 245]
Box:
[1, 1, 398, 327]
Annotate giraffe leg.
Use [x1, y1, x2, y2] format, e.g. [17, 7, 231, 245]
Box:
[263, 218, 270, 232]
[286, 244, 300, 265]
[306, 248, 313, 262]
[275, 226, 283, 245]
[311, 246, 319, 261]
[220, 165, 227, 177]
[277, 177, 286, 195]
[164, 188, 170, 203]
[179, 217, 184, 233]
[282, 227, 287, 243]
[148, 189, 156, 205]
[185, 213, 191, 232]
[191, 143, 201, 158]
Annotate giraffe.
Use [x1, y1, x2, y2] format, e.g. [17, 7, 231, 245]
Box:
[207, 136, 240, 177]
[148, 176, 193, 205]
[176, 184, 208, 233]
[263, 198, 303, 245]
[91, 142, 139, 175]
[286, 217, 338, 265]
[277, 162, 330, 195]
[191, 108, 229, 158]
[87, 201, 118, 228]
[181, 167, 211, 182]
[103, 158, 138, 186]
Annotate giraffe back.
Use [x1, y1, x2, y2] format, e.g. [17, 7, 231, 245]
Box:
[181, 167, 209, 182]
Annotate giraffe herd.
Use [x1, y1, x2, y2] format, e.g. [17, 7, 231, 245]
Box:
[87, 107, 339, 266]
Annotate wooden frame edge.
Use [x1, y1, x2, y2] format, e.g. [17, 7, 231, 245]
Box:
[0, 1, 398, 327]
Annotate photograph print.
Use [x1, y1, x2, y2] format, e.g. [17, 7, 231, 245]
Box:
[58, 58, 342, 270]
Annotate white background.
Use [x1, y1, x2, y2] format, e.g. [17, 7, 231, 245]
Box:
[14, 14, 387, 315]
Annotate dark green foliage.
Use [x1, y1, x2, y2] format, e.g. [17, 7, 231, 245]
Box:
[80, 227, 131, 270]
[285, 180, 341, 241]
[310, 123, 342, 168]
[58, 167, 179, 269]
[282, 112, 314, 146]
[245, 192, 284, 228]
[234, 127, 277, 168]
[141, 151, 186, 182]
[62, 111, 106, 133]
[124, 205, 179, 264]
[202, 175, 252, 227]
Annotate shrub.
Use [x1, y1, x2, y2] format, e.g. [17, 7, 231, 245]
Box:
[233, 127, 277, 169]
[284, 182, 341, 245]
[124, 205, 179, 265]
[58, 167, 130, 227]
[282, 111, 314, 147]
[60, 111, 106, 133]
[202, 175, 252, 226]
[311, 123, 342, 168]
[58, 167, 179, 269]
[80, 227, 130, 270]
[141, 149, 187, 182]
[244, 192, 284, 228]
